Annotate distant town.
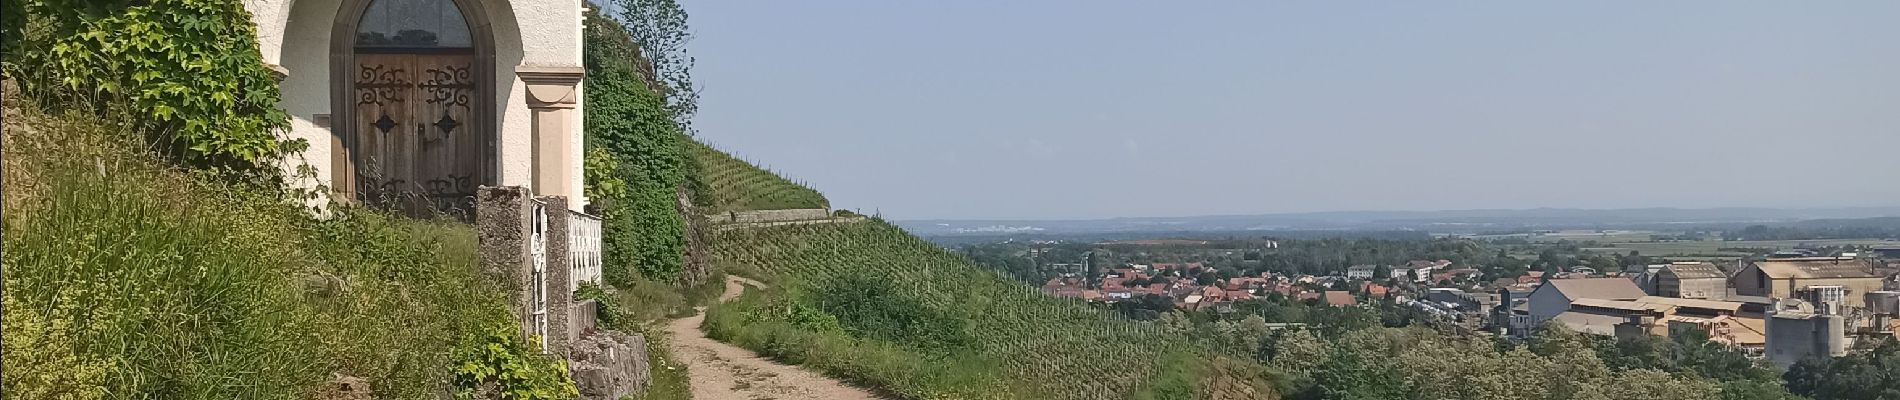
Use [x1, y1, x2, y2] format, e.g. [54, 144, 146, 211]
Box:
[963, 232, 1900, 369]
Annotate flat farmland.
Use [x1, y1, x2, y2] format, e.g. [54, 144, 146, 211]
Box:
[1525, 230, 1656, 243]
[1580, 238, 1896, 257]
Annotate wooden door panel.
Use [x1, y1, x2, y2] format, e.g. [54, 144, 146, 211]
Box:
[349, 53, 480, 216]
[414, 54, 478, 213]
[353, 54, 413, 203]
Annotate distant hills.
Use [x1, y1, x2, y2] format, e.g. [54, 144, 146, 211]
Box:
[895, 207, 1900, 237]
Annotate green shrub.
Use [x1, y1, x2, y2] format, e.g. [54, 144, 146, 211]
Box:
[451, 323, 581, 400]
[13, 0, 292, 170]
[0, 289, 110, 400]
[583, 10, 690, 284]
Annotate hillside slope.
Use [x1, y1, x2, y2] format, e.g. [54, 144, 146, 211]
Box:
[687, 138, 828, 213]
[702, 220, 1273, 399]
[1, 100, 574, 399]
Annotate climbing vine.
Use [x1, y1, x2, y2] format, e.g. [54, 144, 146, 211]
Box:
[583, 9, 691, 284]
[451, 322, 581, 400]
[8, 0, 294, 172]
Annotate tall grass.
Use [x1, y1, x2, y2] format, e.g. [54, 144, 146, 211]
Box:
[701, 220, 1275, 399]
[0, 101, 535, 399]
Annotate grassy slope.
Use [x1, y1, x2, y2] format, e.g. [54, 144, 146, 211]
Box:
[702, 221, 1273, 399]
[687, 138, 828, 213]
[0, 104, 543, 399]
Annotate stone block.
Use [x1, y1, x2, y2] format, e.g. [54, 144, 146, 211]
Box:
[568, 331, 651, 400]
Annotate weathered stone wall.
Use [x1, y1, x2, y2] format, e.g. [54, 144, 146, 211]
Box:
[479, 187, 596, 350]
[568, 331, 652, 400]
[539, 195, 575, 353]
[481, 186, 644, 395]
[476, 186, 533, 329]
[704, 208, 831, 224]
[569, 299, 598, 341]
[677, 185, 712, 285]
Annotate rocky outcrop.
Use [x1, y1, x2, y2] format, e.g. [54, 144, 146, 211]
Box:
[677, 184, 712, 286]
[567, 330, 651, 400]
[314, 374, 372, 400]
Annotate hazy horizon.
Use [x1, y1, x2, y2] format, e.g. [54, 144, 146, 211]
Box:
[689, 1, 1900, 220]
[888, 206, 1900, 223]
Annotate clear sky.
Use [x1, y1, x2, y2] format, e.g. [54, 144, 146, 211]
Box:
[684, 1, 1900, 220]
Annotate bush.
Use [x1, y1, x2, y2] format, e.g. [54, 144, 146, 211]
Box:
[451, 323, 581, 400]
[583, 10, 690, 284]
[11, 0, 293, 170]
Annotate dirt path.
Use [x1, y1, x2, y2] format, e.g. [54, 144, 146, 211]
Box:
[665, 276, 883, 400]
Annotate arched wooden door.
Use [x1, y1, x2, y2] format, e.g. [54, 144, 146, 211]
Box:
[333, 0, 494, 218]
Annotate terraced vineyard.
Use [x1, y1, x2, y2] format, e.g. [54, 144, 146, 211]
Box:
[688, 139, 829, 213]
[702, 220, 1273, 399]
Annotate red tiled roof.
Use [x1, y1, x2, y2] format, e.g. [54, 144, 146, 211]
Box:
[1324, 291, 1357, 306]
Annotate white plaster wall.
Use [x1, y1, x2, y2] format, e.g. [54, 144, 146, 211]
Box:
[481, 0, 531, 190]
[275, 0, 343, 208]
[493, 0, 587, 208]
[243, 0, 291, 65]
[256, 0, 586, 210]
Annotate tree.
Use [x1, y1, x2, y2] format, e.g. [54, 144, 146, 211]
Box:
[1264, 329, 1328, 373]
[1717, 380, 1803, 400]
[1606, 369, 1720, 400]
[1782, 338, 1900, 400]
[1156, 311, 1195, 335]
[1307, 349, 1406, 400]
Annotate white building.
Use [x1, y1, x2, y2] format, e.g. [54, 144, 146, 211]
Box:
[1392, 260, 1451, 283]
[1346, 265, 1377, 280]
[247, 0, 587, 211]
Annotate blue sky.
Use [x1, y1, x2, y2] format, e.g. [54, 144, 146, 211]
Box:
[684, 1, 1900, 220]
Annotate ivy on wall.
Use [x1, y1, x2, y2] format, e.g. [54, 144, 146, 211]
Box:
[583, 9, 691, 285]
[5, 0, 294, 172]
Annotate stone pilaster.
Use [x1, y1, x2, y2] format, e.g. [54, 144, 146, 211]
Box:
[515, 66, 585, 205]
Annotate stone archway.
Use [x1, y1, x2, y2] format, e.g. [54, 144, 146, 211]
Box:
[329, 0, 498, 216]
